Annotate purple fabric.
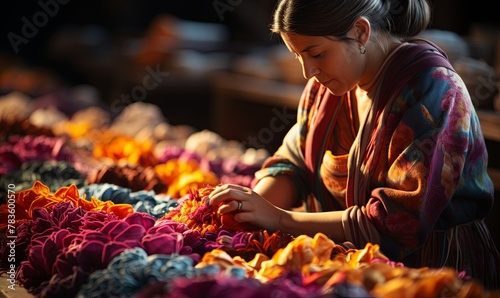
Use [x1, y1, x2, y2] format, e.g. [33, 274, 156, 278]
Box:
[0, 135, 76, 175]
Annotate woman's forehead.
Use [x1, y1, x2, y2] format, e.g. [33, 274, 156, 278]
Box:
[280, 33, 337, 52]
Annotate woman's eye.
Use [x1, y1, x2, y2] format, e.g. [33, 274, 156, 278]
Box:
[311, 52, 324, 59]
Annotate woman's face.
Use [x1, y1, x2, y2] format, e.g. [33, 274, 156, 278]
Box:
[280, 32, 364, 96]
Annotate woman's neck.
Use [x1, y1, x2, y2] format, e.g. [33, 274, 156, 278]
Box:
[359, 39, 405, 92]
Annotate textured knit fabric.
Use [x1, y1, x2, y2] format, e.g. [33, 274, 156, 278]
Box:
[254, 41, 500, 289]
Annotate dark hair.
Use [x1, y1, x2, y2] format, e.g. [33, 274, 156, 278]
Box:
[271, 0, 431, 39]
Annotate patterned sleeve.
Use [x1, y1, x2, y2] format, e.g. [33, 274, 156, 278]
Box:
[253, 124, 310, 201]
[359, 67, 494, 260]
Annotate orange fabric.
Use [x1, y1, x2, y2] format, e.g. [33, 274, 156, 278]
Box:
[193, 233, 490, 296]
[0, 181, 134, 233]
[92, 134, 157, 167]
[160, 186, 256, 236]
[155, 160, 219, 198]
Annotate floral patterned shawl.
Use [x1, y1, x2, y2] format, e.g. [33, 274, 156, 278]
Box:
[254, 40, 499, 288]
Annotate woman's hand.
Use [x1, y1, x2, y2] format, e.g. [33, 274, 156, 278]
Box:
[208, 184, 285, 232]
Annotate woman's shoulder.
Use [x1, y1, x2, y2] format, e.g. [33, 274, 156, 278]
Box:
[400, 66, 470, 108]
[407, 66, 465, 93]
[388, 41, 453, 76]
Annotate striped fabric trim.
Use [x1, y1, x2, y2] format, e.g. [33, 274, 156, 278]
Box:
[342, 205, 381, 247]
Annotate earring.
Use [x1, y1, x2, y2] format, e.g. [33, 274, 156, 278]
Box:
[359, 45, 366, 54]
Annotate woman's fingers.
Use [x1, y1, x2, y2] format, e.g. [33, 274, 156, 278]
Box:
[208, 184, 258, 216]
[207, 184, 283, 232]
[217, 199, 243, 214]
[212, 184, 253, 196]
[208, 184, 253, 206]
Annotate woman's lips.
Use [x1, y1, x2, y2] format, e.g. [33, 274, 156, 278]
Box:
[320, 79, 333, 86]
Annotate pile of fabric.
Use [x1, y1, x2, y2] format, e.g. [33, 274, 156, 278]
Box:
[0, 91, 496, 297]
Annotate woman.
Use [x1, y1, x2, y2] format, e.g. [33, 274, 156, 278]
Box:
[208, 0, 500, 289]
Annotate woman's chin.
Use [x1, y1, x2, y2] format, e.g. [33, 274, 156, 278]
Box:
[326, 87, 347, 96]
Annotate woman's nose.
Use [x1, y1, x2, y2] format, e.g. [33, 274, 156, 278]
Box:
[301, 61, 319, 80]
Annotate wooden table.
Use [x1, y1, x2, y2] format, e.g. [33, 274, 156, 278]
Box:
[210, 71, 302, 154]
[477, 110, 500, 188]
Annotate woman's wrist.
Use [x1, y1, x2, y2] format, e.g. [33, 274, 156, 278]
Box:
[274, 209, 346, 239]
[275, 208, 293, 234]
[276, 208, 283, 232]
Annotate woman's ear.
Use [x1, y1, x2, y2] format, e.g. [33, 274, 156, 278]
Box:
[353, 17, 371, 46]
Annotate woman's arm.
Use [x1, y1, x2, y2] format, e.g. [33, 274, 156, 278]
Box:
[252, 175, 298, 210]
[254, 176, 347, 242]
[279, 208, 345, 242]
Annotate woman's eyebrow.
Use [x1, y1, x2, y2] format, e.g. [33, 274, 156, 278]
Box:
[301, 44, 320, 52]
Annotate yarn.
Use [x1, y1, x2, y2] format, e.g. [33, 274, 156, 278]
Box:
[0, 181, 133, 233]
[79, 183, 178, 219]
[0, 134, 75, 175]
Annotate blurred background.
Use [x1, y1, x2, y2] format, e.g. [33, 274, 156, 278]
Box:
[1, 0, 500, 246]
[1, 1, 500, 130]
